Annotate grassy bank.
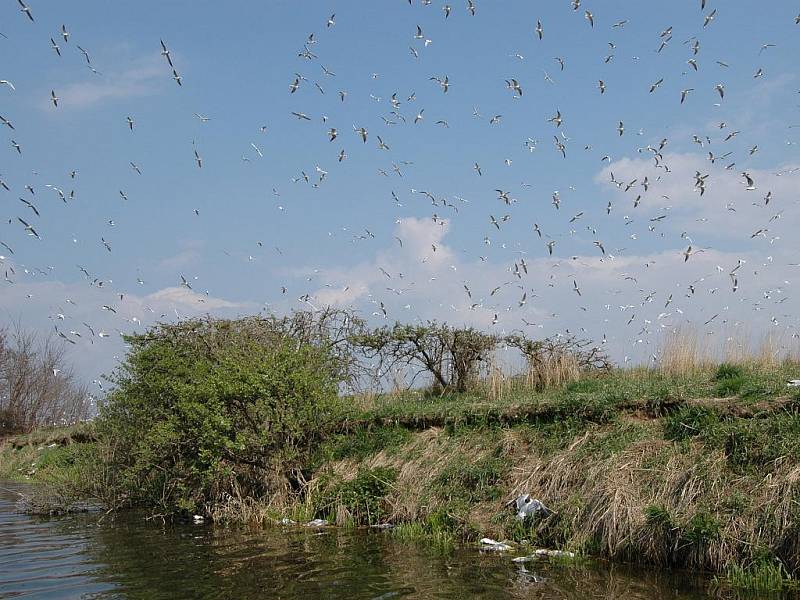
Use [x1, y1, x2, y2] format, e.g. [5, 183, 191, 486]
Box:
[208, 362, 800, 594]
[4, 363, 800, 593]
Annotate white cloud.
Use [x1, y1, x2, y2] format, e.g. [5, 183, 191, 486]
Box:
[48, 57, 165, 110]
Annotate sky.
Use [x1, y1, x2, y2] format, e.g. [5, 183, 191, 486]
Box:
[0, 0, 799, 391]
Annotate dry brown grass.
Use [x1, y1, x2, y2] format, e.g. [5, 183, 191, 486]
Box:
[524, 351, 581, 391]
[658, 326, 800, 377]
[657, 327, 716, 376]
[507, 427, 800, 573]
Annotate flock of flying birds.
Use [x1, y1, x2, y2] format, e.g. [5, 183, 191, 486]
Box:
[1, 0, 800, 393]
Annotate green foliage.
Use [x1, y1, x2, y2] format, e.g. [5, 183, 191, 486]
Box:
[714, 364, 744, 381]
[714, 558, 798, 593]
[713, 363, 745, 396]
[663, 405, 720, 441]
[316, 467, 397, 525]
[97, 317, 345, 515]
[434, 454, 508, 503]
[682, 511, 721, 546]
[719, 411, 800, 471]
[644, 504, 674, 530]
[317, 426, 411, 462]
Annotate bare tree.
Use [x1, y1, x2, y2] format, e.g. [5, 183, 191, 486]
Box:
[505, 332, 612, 390]
[0, 324, 90, 433]
[354, 322, 499, 393]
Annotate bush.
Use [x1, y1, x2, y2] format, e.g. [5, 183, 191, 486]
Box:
[316, 467, 396, 525]
[714, 363, 745, 397]
[434, 454, 508, 503]
[663, 405, 720, 441]
[97, 317, 345, 515]
[682, 511, 721, 546]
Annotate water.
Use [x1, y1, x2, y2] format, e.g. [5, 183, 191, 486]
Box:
[0, 482, 717, 599]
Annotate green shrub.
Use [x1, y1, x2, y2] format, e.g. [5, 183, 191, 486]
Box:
[721, 412, 800, 471]
[318, 426, 411, 462]
[434, 454, 508, 503]
[97, 317, 345, 515]
[316, 467, 396, 525]
[644, 504, 674, 530]
[682, 511, 721, 546]
[713, 364, 745, 396]
[663, 405, 720, 441]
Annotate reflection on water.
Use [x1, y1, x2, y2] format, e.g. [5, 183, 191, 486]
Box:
[1, 482, 714, 599]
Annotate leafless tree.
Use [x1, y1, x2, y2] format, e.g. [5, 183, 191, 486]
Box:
[0, 323, 90, 433]
[504, 332, 612, 390]
[354, 321, 500, 393]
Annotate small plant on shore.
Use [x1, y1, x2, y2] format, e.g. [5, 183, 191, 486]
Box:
[391, 511, 456, 553]
[315, 467, 397, 526]
[713, 558, 798, 593]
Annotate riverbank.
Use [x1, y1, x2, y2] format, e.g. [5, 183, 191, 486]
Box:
[3, 363, 800, 594]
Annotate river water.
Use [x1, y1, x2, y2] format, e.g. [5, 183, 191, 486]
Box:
[0, 482, 730, 599]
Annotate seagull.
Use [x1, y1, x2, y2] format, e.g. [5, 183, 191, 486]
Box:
[649, 78, 664, 93]
[50, 90, 59, 107]
[76, 45, 91, 65]
[50, 38, 61, 56]
[61, 24, 69, 43]
[505, 78, 523, 96]
[536, 20, 543, 40]
[0, 80, 15, 91]
[354, 125, 368, 142]
[584, 10, 593, 27]
[326, 13, 335, 27]
[160, 39, 173, 66]
[18, 217, 39, 239]
[19, 197, 39, 216]
[126, 116, 134, 131]
[17, 0, 34, 22]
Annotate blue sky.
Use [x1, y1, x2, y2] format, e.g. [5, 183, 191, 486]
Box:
[1, 0, 799, 387]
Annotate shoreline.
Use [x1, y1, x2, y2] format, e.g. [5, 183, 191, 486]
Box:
[3, 363, 800, 594]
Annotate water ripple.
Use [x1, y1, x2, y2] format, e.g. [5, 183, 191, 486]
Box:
[0, 483, 713, 599]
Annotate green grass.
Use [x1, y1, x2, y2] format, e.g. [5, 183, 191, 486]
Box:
[391, 514, 457, 553]
[714, 559, 799, 594]
[434, 453, 509, 503]
[315, 425, 411, 463]
[315, 467, 397, 526]
[345, 364, 796, 433]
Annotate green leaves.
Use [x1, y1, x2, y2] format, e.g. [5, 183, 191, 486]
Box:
[97, 317, 345, 515]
